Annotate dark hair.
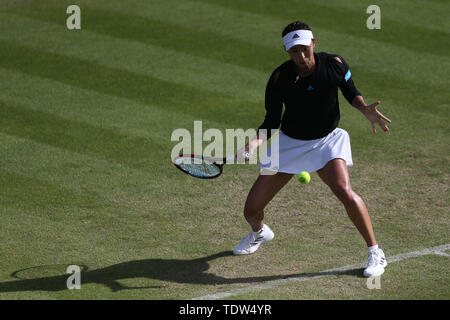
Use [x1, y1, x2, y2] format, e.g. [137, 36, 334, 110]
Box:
[282, 21, 311, 37]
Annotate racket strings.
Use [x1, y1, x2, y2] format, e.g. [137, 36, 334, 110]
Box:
[175, 157, 221, 178]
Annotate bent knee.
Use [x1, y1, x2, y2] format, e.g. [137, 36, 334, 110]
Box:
[330, 183, 357, 203]
[244, 203, 260, 216]
[244, 199, 264, 216]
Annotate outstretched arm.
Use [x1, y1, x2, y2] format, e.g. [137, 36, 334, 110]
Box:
[331, 56, 392, 133]
[352, 95, 392, 133]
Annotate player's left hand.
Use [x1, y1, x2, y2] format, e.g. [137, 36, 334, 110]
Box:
[363, 101, 392, 133]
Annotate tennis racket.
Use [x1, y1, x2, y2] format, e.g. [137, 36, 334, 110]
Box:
[173, 153, 249, 179]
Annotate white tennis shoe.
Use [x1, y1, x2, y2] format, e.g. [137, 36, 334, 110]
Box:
[363, 248, 387, 277]
[233, 224, 274, 255]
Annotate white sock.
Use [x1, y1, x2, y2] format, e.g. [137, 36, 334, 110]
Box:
[368, 244, 379, 252]
[255, 225, 265, 234]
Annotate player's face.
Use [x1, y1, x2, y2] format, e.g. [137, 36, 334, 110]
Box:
[288, 39, 316, 70]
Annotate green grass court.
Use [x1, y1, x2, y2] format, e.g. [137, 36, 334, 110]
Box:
[0, 0, 448, 299]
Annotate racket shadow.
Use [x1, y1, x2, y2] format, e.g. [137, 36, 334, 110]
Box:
[0, 251, 363, 294]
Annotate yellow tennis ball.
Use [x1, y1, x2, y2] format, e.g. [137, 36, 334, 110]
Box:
[297, 171, 311, 184]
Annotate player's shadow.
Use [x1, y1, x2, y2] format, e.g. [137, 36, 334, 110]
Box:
[0, 251, 364, 293]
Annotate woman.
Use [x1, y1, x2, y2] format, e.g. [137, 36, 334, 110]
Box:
[233, 21, 391, 277]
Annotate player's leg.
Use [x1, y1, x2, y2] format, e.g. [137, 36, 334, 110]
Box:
[244, 172, 294, 232]
[234, 172, 293, 255]
[316, 158, 376, 246]
[316, 158, 387, 276]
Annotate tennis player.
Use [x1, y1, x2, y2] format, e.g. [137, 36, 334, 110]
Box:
[233, 21, 391, 277]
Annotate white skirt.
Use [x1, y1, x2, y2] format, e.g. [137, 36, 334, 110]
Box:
[259, 128, 353, 174]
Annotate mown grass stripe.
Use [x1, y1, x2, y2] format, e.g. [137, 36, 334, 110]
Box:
[0, 12, 267, 101]
[4, 2, 284, 74]
[0, 67, 230, 142]
[0, 168, 107, 220]
[0, 132, 134, 196]
[0, 99, 166, 171]
[0, 39, 261, 129]
[192, 0, 449, 57]
[81, 0, 283, 49]
[300, 0, 450, 33]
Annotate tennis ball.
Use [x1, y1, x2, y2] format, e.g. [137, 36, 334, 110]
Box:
[297, 171, 311, 184]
